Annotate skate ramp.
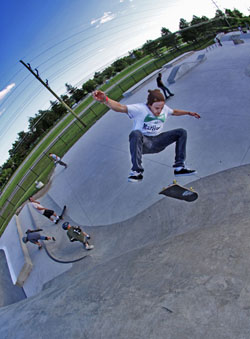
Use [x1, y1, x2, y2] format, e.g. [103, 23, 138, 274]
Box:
[38, 164, 250, 268]
[1, 165, 250, 338]
[0, 250, 26, 307]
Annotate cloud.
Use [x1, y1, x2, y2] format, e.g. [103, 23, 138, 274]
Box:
[91, 12, 116, 27]
[0, 83, 15, 101]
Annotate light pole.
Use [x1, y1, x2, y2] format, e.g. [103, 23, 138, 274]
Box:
[20, 60, 86, 128]
[210, 0, 231, 27]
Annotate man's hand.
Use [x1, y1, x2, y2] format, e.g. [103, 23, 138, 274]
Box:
[92, 90, 106, 103]
[189, 112, 201, 119]
[92, 90, 128, 113]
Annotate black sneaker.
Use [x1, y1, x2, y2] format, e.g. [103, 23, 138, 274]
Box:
[174, 167, 197, 176]
[128, 171, 143, 183]
[170, 93, 174, 96]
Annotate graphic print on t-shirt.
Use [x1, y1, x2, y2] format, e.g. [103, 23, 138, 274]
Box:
[142, 112, 166, 133]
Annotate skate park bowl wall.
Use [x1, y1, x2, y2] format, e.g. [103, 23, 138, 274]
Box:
[2, 165, 250, 338]
[220, 32, 250, 42]
[0, 250, 26, 307]
[0, 214, 29, 287]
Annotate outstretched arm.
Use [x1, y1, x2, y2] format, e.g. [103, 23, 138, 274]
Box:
[92, 90, 128, 114]
[172, 109, 200, 119]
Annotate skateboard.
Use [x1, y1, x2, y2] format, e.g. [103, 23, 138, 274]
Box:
[55, 205, 66, 224]
[159, 180, 198, 202]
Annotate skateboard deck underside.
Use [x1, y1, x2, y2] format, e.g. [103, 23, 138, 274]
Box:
[159, 184, 198, 202]
[55, 205, 66, 224]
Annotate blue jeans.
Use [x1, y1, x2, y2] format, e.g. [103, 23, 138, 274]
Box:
[129, 129, 187, 172]
[29, 235, 47, 244]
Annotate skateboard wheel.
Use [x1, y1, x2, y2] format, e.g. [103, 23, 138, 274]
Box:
[173, 179, 177, 184]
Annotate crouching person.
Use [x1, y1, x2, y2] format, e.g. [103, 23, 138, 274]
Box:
[22, 229, 56, 250]
[62, 222, 94, 250]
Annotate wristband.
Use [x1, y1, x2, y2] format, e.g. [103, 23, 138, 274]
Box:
[105, 96, 109, 103]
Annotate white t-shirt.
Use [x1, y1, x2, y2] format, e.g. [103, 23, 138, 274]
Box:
[30, 202, 44, 215]
[50, 154, 60, 161]
[127, 103, 173, 136]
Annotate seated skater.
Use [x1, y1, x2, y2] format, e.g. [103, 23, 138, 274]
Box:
[22, 229, 56, 250]
[29, 197, 60, 223]
[92, 89, 200, 182]
[62, 222, 94, 250]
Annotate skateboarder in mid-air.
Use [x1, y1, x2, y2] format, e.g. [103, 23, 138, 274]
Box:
[22, 229, 56, 250]
[92, 89, 200, 182]
[62, 222, 94, 250]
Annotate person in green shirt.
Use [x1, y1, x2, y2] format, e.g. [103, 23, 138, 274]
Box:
[62, 222, 94, 250]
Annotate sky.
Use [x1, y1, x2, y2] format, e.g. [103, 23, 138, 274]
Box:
[0, 0, 249, 166]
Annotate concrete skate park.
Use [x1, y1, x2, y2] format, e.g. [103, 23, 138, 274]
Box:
[1, 32, 250, 338]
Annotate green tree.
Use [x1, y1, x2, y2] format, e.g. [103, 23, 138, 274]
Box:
[215, 9, 224, 18]
[129, 49, 143, 60]
[102, 66, 115, 79]
[93, 72, 104, 85]
[112, 58, 128, 72]
[72, 89, 85, 103]
[60, 94, 74, 107]
[142, 39, 162, 57]
[179, 18, 197, 43]
[0, 167, 13, 187]
[82, 79, 97, 93]
[179, 18, 189, 30]
[160, 27, 180, 51]
[50, 101, 67, 118]
[190, 15, 210, 37]
[65, 83, 77, 95]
